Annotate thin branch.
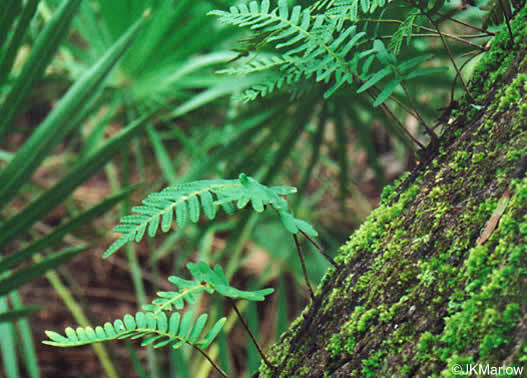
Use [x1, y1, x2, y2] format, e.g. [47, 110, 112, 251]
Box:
[193, 345, 228, 378]
[299, 230, 338, 268]
[230, 300, 275, 372]
[293, 234, 315, 301]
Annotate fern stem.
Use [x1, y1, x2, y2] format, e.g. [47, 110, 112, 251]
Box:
[192, 345, 228, 377]
[394, 74, 436, 141]
[422, 12, 474, 101]
[496, 0, 514, 42]
[373, 95, 423, 151]
[293, 234, 315, 301]
[376, 33, 487, 51]
[370, 85, 421, 125]
[359, 18, 488, 50]
[193, 345, 228, 377]
[434, 11, 495, 35]
[230, 300, 275, 372]
[299, 231, 338, 268]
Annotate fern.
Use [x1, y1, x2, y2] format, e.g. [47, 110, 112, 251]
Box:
[104, 173, 317, 258]
[325, 0, 388, 20]
[209, 0, 368, 100]
[389, 9, 419, 55]
[144, 261, 274, 313]
[357, 40, 447, 107]
[44, 259, 275, 375]
[210, 0, 458, 109]
[43, 310, 226, 351]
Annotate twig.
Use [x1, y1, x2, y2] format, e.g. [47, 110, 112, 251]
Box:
[299, 230, 338, 268]
[293, 234, 315, 301]
[230, 300, 275, 372]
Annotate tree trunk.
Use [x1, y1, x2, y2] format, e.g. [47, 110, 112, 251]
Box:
[260, 6, 527, 377]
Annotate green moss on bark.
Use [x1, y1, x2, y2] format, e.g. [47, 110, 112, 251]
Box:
[260, 6, 527, 377]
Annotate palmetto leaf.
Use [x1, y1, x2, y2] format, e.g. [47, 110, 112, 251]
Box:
[43, 311, 226, 351]
[104, 173, 300, 258]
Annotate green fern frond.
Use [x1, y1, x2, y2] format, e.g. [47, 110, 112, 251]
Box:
[44, 311, 226, 350]
[310, 0, 337, 12]
[209, 0, 368, 100]
[278, 210, 319, 237]
[358, 40, 448, 106]
[143, 261, 274, 313]
[325, 0, 388, 19]
[389, 10, 419, 55]
[104, 173, 298, 258]
[218, 55, 293, 75]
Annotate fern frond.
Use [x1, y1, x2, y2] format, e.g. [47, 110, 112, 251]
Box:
[210, 0, 368, 100]
[143, 277, 211, 313]
[325, 0, 388, 19]
[144, 261, 274, 314]
[279, 210, 319, 237]
[359, 40, 448, 106]
[187, 261, 274, 301]
[44, 311, 227, 350]
[104, 173, 297, 258]
[388, 10, 419, 55]
[218, 55, 294, 75]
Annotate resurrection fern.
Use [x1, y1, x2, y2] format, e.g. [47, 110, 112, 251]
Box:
[323, 0, 389, 19]
[145, 261, 274, 313]
[209, 0, 368, 100]
[104, 173, 318, 258]
[210, 0, 451, 105]
[43, 311, 225, 350]
[44, 261, 275, 376]
[389, 9, 420, 56]
[357, 40, 447, 107]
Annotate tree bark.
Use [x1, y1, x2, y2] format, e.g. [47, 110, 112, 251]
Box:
[260, 6, 527, 377]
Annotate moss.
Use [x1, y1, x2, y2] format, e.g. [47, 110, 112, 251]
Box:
[361, 351, 386, 377]
[467, 7, 527, 104]
[418, 331, 437, 355]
